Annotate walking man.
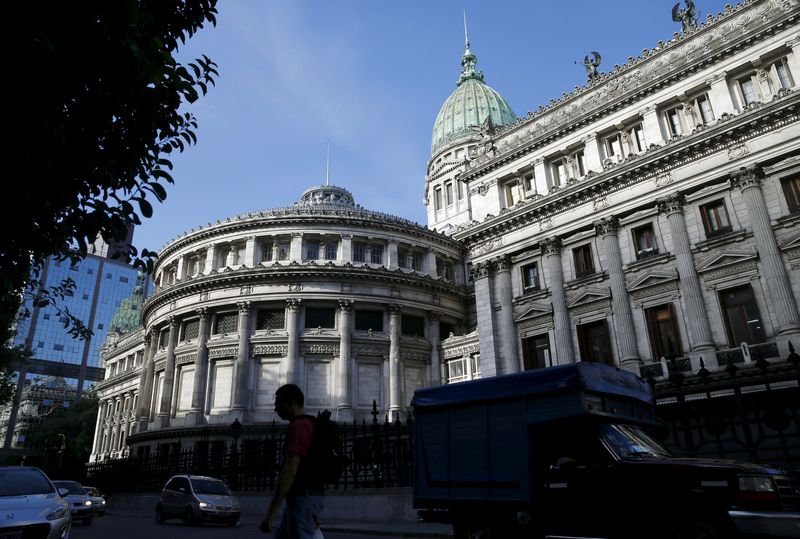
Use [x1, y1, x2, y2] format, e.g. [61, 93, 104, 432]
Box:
[261, 384, 324, 537]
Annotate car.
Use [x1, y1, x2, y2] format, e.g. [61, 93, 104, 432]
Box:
[0, 466, 72, 539]
[82, 486, 106, 516]
[156, 474, 240, 527]
[51, 480, 93, 525]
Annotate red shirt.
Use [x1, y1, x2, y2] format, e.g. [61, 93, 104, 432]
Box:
[286, 416, 314, 457]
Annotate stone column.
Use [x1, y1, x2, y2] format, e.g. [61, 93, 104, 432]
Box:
[731, 167, 800, 354]
[426, 249, 438, 277]
[595, 217, 641, 371]
[337, 300, 353, 420]
[290, 232, 303, 263]
[472, 262, 500, 376]
[542, 238, 575, 364]
[232, 301, 252, 419]
[387, 240, 399, 269]
[494, 256, 521, 374]
[388, 305, 403, 420]
[157, 317, 178, 428]
[188, 308, 210, 424]
[657, 194, 717, 369]
[340, 234, 352, 263]
[91, 400, 106, 458]
[175, 257, 185, 281]
[204, 245, 216, 273]
[136, 330, 157, 432]
[428, 312, 442, 386]
[244, 236, 256, 267]
[532, 158, 547, 195]
[286, 299, 301, 385]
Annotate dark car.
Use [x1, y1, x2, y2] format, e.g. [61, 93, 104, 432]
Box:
[156, 474, 240, 527]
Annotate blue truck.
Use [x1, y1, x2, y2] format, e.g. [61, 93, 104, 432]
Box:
[412, 363, 799, 538]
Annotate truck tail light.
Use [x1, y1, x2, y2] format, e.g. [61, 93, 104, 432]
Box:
[738, 475, 778, 502]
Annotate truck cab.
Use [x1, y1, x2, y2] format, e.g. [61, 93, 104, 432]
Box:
[411, 363, 799, 538]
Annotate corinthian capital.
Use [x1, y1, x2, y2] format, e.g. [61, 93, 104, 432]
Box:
[470, 262, 490, 280]
[656, 193, 686, 216]
[237, 301, 251, 315]
[493, 256, 512, 273]
[338, 299, 354, 312]
[387, 304, 402, 316]
[286, 298, 302, 311]
[729, 165, 764, 192]
[195, 307, 208, 320]
[540, 238, 563, 257]
[594, 216, 620, 237]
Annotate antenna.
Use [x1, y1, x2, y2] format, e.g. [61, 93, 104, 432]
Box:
[463, 9, 469, 49]
[326, 141, 330, 186]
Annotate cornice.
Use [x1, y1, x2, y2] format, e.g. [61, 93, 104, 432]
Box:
[96, 369, 141, 392]
[460, 0, 798, 179]
[454, 95, 799, 247]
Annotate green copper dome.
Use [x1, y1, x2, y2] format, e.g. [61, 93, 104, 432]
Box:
[104, 273, 146, 339]
[431, 40, 517, 157]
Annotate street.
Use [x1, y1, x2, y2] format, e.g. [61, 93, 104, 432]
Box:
[68, 512, 448, 539]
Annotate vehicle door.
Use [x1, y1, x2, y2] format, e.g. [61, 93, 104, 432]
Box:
[176, 477, 192, 510]
[162, 478, 181, 515]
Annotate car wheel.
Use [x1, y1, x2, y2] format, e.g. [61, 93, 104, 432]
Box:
[677, 521, 720, 539]
[83, 517, 93, 526]
[227, 520, 238, 527]
[183, 507, 196, 526]
[155, 504, 165, 524]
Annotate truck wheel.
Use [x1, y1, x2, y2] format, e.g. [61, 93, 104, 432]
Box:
[677, 521, 720, 539]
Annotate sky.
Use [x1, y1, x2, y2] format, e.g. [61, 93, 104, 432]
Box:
[134, 0, 727, 252]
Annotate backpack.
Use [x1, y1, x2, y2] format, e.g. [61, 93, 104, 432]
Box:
[307, 410, 346, 486]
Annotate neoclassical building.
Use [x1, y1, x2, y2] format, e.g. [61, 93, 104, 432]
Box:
[92, 0, 800, 461]
[92, 185, 465, 459]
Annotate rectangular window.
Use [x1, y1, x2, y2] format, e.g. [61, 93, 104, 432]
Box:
[719, 284, 766, 346]
[37, 341, 44, 348]
[43, 314, 50, 320]
[572, 244, 595, 277]
[456, 180, 464, 200]
[645, 304, 683, 360]
[54, 344, 64, 351]
[353, 242, 366, 263]
[572, 150, 586, 177]
[324, 242, 337, 260]
[577, 320, 613, 365]
[630, 124, 646, 153]
[82, 293, 89, 300]
[552, 159, 567, 185]
[305, 240, 320, 260]
[504, 181, 519, 207]
[522, 172, 535, 193]
[434, 187, 442, 211]
[604, 133, 623, 159]
[97, 323, 104, 330]
[182, 319, 200, 341]
[774, 58, 794, 89]
[695, 94, 715, 124]
[214, 313, 239, 335]
[522, 262, 539, 290]
[305, 307, 336, 329]
[262, 242, 274, 262]
[87, 268, 94, 275]
[522, 333, 550, 370]
[632, 224, 658, 259]
[277, 242, 290, 261]
[739, 76, 758, 106]
[401, 315, 425, 337]
[782, 176, 800, 212]
[119, 276, 129, 283]
[370, 244, 383, 264]
[256, 309, 285, 330]
[445, 182, 454, 205]
[665, 107, 683, 137]
[700, 200, 732, 236]
[355, 310, 384, 332]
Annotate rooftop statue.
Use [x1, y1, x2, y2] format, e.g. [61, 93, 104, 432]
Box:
[672, 0, 698, 33]
[578, 51, 602, 82]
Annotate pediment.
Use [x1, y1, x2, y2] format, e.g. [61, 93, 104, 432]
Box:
[626, 270, 678, 293]
[567, 287, 610, 309]
[696, 249, 758, 274]
[514, 302, 552, 322]
[779, 231, 800, 252]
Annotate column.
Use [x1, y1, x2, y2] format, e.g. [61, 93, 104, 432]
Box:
[244, 236, 256, 267]
[286, 299, 301, 384]
[425, 249, 438, 277]
[657, 194, 717, 369]
[542, 238, 575, 364]
[595, 217, 641, 371]
[232, 301, 252, 418]
[290, 232, 303, 263]
[337, 300, 353, 420]
[731, 167, 800, 353]
[472, 263, 500, 376]
[136, 330, 157, 432]
[639, 105, 665, 147]
[188, 308, 210, 424]
[175, 257, 185, 281]
[387, 240, 399, 269]
[204, 244, 216, 273]
[340, 234, 352, 263]
[787, 37, 800, 77]
[428, 312, 442, 386]
[157, 317, 178, 427]
[91, 400, 106, 458]
[388, 305, 403, 420]
[707, 72, 736, 116]
[494, 256, 521, 374]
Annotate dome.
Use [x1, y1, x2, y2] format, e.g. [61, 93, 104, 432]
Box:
[431, 41, 517, 157]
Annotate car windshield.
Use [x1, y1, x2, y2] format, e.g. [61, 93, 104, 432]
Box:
[52, 481, 86, 495]
[191, 479, 230, 495]
[0, 469, 55, 496]
[599, 424, 671, 460]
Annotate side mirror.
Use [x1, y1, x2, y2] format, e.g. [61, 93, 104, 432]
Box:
[553, 456, 578, 472]
[58, 488, 69, 497]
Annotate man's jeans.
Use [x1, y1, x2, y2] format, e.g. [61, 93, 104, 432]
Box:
[274, 495, 324, 539]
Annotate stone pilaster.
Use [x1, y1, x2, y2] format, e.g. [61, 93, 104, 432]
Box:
[472, 262, 499, 377]
[707, 71, 736, 116]
[340, 234, 352, 263]
[157, 317, 178, 428]
[337, 300, 353, 421]
[232, 302, 252, 418]
[388, 304, 403, 420]
[542, 238, 575, 364]
[428, 312, 442, 386]
[639, 105, 664, 147]
[731, 166, 800, 354]
[494, 256, 520, 374]
[426, 249, 438, 277]
[136, 330, 158, 431]
[290, 232, 303, 263]
[244, 236, 256, 267]
[91, 400, 106, 457]
[188, 308, 210, 424]
[204, 245, 216, 273]
[286, 299, 301, 385]
[595, 217, 641, 371]
[387, 240, 399, 269]
[657, 194, 717, 369]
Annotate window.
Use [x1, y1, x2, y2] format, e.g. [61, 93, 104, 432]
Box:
[87, 268, 94, 275]
[772, 57, 794, 89]
[456, 180, 464, 200]
[503, 180, 520, 207]
[97, 323, 104, 330]
[700, 199, 731, 236]
[82, 294, 89, 300]
[571, 149, 586, 177]
[645, 304, 683, 360]
[257, 309, 285, 330]
[577, 320, 613, 365]
[119, 276, 129, 283]
[782, 176, 800, 212]
[572, 244, 595, 277]
[370, 244, 383, 264]
[522, 262, 539, 290]
[305, 240, 320, 261]
[719, 284, 766, 345]
[276, 242, 290, 261]
[603, 133, 624, 160]
[693, 94, 715, 125]
[305, 307, 335, 329]
[262, 242, 274, 262]
[632, 224, 658, 259]
[353, 243, 366, 263]
[355, 310, 383, 332]
[43, 314, 50, 320]
[182, 320, 200, 341]
[664, 107, 683, 137]
[445, 182, 454, 206]
[53, 344, 64, 351]
[400, 249, 422, 271]
[522, 172, 535, 193]
[629, 124, 646, 153]
[214, 313, 239, 335]
[551, 158, 567, 186]
[401, 315, 425, 337]
[37, 341, 44, 348]
[738, 76, 759, 106]
[434, 187, 443, 211]
[522, 334, 550, 370]
[323, 241, 337, 260]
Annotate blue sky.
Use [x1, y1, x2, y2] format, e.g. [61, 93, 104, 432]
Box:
[135, 0, 725, 252]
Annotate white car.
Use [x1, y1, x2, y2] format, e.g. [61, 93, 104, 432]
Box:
[156, 474, 240, 527]
[0, 466, 72, 539]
